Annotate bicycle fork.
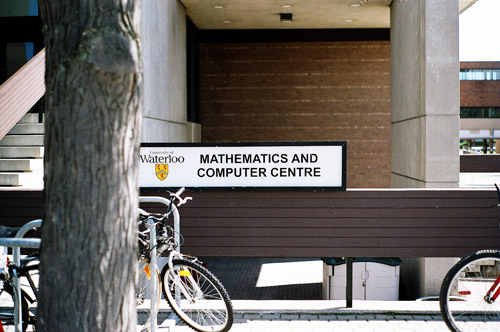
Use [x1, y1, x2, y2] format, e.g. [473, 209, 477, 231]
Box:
[167, 251, 203, 304]
[485, 274, 500, 304]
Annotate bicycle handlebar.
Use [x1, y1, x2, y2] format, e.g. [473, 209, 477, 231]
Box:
[175, 187, 185, 197]
[170, 187, 192, 208]
[138, 188, 192, 220]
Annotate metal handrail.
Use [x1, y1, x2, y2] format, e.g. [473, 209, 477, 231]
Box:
[0, 202, 177, 332]
[138, 196, 180, 251]
[0, 49, 45, 141]
[0, 219, 42, 332]
[0, 238, 40, 248]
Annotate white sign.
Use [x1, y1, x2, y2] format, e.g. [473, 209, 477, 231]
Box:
[139, 142, 346, 190]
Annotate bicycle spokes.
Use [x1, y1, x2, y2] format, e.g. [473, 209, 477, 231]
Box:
[457, 280, 471, 296]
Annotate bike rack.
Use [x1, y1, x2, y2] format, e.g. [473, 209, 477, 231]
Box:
[0, 199, 178, 332]
[0, 219, 42, 332]
[139, 196, 181, 332]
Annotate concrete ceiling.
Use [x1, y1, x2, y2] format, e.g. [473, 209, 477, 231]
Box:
[180, 0, 478, 30]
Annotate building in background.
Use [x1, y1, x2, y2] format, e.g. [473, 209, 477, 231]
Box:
[1, 0, 469, 189]
[1, 0, 488, 300]
[459, 62, 500, 154]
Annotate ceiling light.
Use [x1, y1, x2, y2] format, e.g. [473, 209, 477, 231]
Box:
[344, 19, 353, 23]
[280, 13, 293, 22]
[350, 3, 361, 7]
[282, 4, 293, 8]
[213, 5, 224, 9]
[222, 20, 231, 24]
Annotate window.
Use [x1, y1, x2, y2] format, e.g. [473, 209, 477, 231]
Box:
[460, 107, 500, 118]
[460, 69, 500, 80]
[0, 0, 38, 17]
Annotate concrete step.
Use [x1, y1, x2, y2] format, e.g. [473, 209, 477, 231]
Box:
[0, 147, 44, 158]
[7, 123, 45, 135]
[18, 113, 44, 123]
[0, 159, 43, 172]
[0, 170, 43, 188]
[0, 135, 44, 146]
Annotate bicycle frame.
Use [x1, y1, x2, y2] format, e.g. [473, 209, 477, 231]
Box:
[486, 273, 500, 303]
[486, 184, 500, 303]
[0, 219, 41, 332]
[139, 189, 234, 332]
[138, 193, 187, 332]
[167, 250, 204, 305]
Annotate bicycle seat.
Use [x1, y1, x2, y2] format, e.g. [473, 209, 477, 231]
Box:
[0, 225, 21, 238]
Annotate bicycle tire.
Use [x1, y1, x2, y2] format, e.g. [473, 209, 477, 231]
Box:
[161, 258, 233, 332]
[0, 282, 30, 332]
[440, 250, 500, 332]
[136, 259, 161, 332]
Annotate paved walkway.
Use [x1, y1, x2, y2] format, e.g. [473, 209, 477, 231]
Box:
[155, 300, 452, 332]
[150, 257, 453, 331]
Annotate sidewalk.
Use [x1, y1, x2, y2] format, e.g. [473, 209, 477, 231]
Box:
[148, 257, 453, 331]
[156, 299, 451, 332]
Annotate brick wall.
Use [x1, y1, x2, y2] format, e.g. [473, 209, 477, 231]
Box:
[460, 81, 500, 107]
[460, 61, 500, 107]
[198, 40, 391, 188]
[461, 62, 499, 69]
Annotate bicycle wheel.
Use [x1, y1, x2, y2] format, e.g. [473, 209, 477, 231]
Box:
[440, 250, 500, 332]
[136, 259, 161, 332]
[161, 258, 233, 332]
[0, 282, 30, 332]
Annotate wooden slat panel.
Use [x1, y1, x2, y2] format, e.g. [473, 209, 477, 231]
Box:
[0, 190, 43, 227]
[184, 237, 497, 249]
[140, 189, 499, 258]
[460, 155, 500, 173]
[182, 227, 497, 238]
[2, 189, 498, 258]
[0, 49, 46, 140]
[179, 217, 499, 228]
[181, 246, 490, 258]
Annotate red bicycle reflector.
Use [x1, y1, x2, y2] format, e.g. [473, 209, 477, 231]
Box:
[458, 290, 471, 295]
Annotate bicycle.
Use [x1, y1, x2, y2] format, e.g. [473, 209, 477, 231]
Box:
[0, 225, 39, 332]
[137, 188, 234, 332]
[439, 184, 500, 332]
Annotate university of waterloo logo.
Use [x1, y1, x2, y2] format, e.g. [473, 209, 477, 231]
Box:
[155, 164, 168, 181]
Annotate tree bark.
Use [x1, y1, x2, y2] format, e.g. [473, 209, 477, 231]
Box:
[37, 1, 142, 331]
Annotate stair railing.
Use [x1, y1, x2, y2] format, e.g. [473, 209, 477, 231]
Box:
[0, 49, 46, 141]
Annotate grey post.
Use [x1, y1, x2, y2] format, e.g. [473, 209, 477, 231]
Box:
[138, 196, 181, 332]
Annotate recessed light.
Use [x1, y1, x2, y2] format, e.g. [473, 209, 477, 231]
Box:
[344, 19, 353, 23]
[282, 4, 293, 8]
[280, 13, 293, 22]
[222, 20, 232, 24]
[213, 5, 224, 9]
[350, 3, 361, 7]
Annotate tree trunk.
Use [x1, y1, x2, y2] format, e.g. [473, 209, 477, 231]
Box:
[37, 1, 142, 331]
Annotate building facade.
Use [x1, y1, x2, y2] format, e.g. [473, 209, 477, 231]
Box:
[1, 0, 482, 299]
[459, 61, 500, 153]
[139, 0, 462, 189]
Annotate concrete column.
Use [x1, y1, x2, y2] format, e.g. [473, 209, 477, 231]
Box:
[140, 0, 201, 143]
[391, 0, 460, 188]
[391, 0, 460, 299]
